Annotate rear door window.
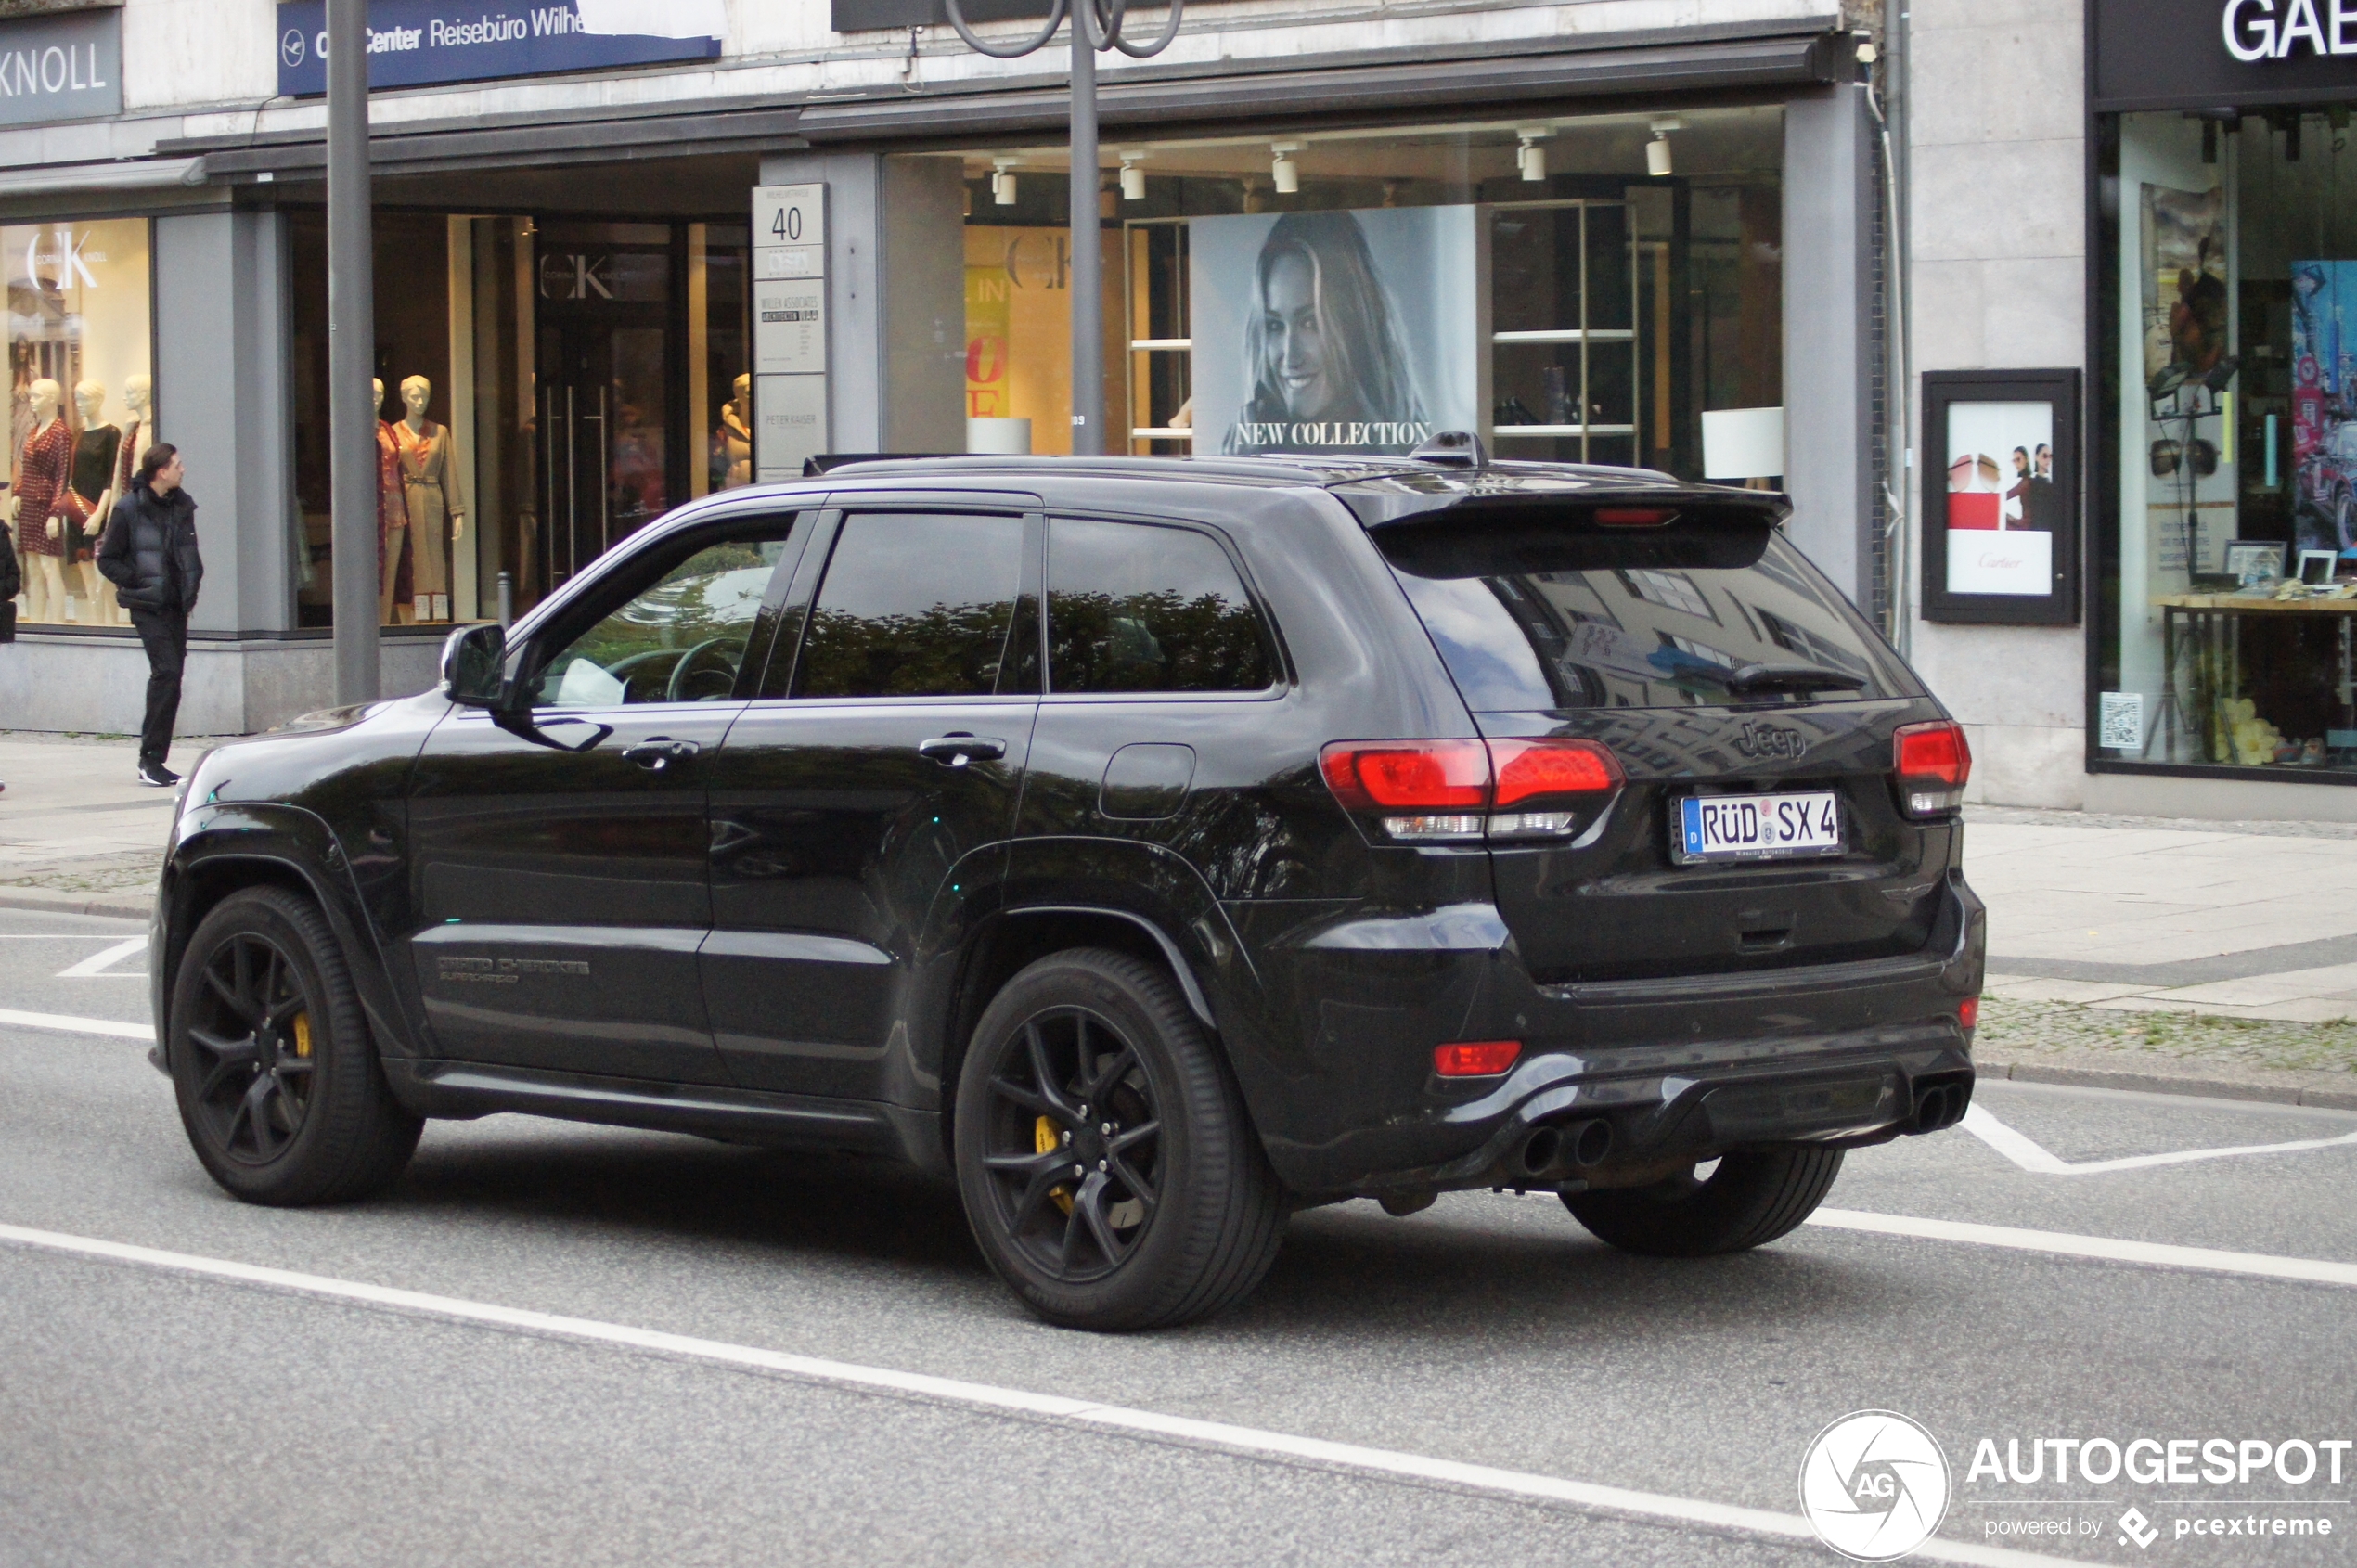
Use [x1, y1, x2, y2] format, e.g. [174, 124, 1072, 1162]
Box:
[794, 513, 1027, 698]
[1378, 523, 1914, 712]
[1046, 517, 1275, 693]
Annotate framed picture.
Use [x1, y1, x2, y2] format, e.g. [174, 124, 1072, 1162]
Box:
[2224, 539, 2286, 587]
[1921, 369, 2081, 624]
[2299, 548, 2339, 587]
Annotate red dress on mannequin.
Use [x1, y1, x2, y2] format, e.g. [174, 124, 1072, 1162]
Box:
[14, 418, 73, 559]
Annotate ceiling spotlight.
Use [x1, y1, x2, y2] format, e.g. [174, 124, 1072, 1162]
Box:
[1119, 152, 1146, 202]
[1646, 116, 1681, 178]
[1271, 142, 1302, 195]
[1516, 126, 1551, 184]
[992, 159, 1019, 206]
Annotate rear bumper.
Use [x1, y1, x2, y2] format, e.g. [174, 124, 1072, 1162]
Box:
[1243, 870, 1985, 1197]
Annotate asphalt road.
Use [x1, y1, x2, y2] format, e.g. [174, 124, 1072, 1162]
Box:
[2, 906, 2352, 1567]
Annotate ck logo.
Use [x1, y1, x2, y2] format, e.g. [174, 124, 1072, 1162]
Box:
[538, 252, 613, 301]
[1734, 720, 1808, 761]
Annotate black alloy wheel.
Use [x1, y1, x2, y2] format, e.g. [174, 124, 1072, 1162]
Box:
[954, 948, 1285, 1330]
[169, 887, 421, 1206]
[978, 1006, 1164, 1283]
[183, 926, 316, 1165]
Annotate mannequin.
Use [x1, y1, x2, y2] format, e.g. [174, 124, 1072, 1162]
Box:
[373, 379, 406, 624]
[9, 379, 71, 623]
[101, 375, 152, 627]
[392, 375, 464, 623]
[62, 381, 121, 622]
[718, 374, 753, 489]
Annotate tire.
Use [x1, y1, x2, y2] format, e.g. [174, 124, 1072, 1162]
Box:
[1562, 1147, 1844, 1258]
[2338, 491, 2357, 553]
[168, 885, 422, 1205]
[954, 948, 1284, 1330]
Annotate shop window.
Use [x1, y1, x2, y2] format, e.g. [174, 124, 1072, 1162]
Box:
[2098, 109, 2357, 774]
[884, 109, 1783, 477]
[5, 217, 152, 629]
[290, 212, 750, 630]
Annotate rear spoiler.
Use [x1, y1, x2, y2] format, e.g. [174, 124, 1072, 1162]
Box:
[1338, 482, 1791, 532]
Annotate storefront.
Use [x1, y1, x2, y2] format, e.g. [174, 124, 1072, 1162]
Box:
[2, 1, 1878, 738]
[2090, 0, 2357, 806]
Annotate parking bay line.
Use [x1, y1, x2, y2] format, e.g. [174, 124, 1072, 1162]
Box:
[55, 936, 147, 979]
[0, 1219, 2060, 1568]
[1809, 1209, 2357, 1289]
[1960, 1103, 2357, 1175]
[0, 1007, 149, 1040]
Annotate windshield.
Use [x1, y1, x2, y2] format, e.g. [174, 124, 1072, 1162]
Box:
[1378, 524, 1917, 712]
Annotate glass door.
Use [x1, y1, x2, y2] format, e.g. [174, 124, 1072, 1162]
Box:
[535, 223, 677, 597]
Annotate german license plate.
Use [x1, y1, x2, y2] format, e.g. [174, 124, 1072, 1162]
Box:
[1675, 791, 1843, 863]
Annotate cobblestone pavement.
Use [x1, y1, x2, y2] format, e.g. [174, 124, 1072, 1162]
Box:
[1978, 995, 2357, 1074]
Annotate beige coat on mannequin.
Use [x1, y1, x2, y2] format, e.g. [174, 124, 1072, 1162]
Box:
[394, 376, 465, 619]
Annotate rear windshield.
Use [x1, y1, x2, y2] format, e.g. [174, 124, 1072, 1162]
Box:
[1377, 521, 1915, 712]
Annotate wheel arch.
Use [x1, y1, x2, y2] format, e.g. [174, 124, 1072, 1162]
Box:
[161, 807, 417, 1077]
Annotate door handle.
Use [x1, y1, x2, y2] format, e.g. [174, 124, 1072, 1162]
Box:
[622, 737, 702, 772]
[917, 734, 1007, 767]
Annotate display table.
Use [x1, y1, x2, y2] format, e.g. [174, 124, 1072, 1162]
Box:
[2150, 593, 2357, 760]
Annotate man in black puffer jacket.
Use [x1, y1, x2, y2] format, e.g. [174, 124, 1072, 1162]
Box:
[97, 443, 201, 787]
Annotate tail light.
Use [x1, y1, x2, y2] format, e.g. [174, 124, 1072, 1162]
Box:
[1434, 1040, 1522, 1077]
[1957, 996, 1979, 1032]
[1892, 721, 1970, 818]
[1321, 738, 1624, 842]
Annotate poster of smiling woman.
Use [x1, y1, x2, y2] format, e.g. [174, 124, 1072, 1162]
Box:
[1191, 206, 1477, 456]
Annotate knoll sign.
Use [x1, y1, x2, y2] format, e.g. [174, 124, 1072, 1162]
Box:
[2096, 0, 2357, 108]
[275, 0, 721, 96]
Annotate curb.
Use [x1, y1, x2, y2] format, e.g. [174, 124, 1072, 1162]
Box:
[0, 886, 152, 921]
[1977, 1057, 2357, 1112]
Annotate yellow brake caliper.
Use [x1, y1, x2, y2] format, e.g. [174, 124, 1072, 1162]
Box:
[292, 1013, 313, 1058]
[1035, 1115, 1073, 1215]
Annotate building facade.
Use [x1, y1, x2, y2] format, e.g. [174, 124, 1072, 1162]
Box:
[0, 0, 1882, 739]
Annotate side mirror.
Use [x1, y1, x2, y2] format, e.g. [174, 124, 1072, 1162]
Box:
[442, 623, 509, 708]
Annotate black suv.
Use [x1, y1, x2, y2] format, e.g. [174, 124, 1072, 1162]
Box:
[153, 453, 1983, 1330]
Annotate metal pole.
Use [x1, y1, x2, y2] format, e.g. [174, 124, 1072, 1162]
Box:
[326, 0, 379, 702]
[496, 569, 514, 629]
[1068, 33, 1103, 456]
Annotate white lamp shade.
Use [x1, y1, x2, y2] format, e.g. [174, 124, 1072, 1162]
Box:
[1701, 406, 1785, 480]
[1271, 155, 1298, 194]
[992, 171, 1017, 205]
[1645, 136, 1673, 177]
[1120, 163, 1145, 200]
[1518, 143, 1546, 182]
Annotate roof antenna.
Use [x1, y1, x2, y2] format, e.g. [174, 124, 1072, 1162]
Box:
[1410, 430, 1488, 469]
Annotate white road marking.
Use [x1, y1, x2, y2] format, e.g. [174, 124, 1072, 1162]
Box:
[55, 937, 148, 979]
[0, 1219, 2063, 1568]
[1963, 1103, 2357, 1176]
[1809, 1209, 2357, 1289]
[0, 1008, 150, 1041]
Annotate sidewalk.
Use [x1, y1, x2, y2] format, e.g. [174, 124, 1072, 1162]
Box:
[3, 734, 2351, 1104]
[0, 731, 213, 919]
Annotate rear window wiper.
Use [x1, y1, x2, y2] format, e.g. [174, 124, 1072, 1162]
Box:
[1724, 662, 1868, 696]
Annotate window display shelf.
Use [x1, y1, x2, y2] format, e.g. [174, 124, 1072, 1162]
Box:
[1492, 328, 1634, 344]
[1130, 428, 1195, 440]
[1495, 423, 1636, 438]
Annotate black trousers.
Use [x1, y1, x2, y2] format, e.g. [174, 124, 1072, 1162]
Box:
[128, 607, 187, 770]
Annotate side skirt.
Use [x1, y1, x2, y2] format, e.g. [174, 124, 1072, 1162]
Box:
[383, 1060, 949, 1176]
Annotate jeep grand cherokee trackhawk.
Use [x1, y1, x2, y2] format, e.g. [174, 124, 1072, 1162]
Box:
[150, 451, 1983, 1331]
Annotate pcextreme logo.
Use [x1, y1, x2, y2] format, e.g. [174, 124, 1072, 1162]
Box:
[1798, 1410, 1951, 1562]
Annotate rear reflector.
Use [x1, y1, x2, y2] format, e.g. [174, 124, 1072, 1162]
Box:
[1892, 720, 1971, 818]
[1321, 738, 1623, 842]
[1434, 1040, 1522, 1077]
[1592, 507, 1676, 527]
[1958, 996, 1979, 1031]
